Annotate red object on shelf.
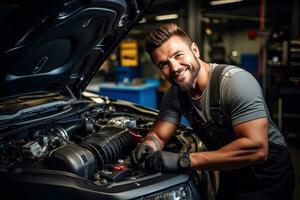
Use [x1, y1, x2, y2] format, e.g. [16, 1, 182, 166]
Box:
[248, 30, 257, 39]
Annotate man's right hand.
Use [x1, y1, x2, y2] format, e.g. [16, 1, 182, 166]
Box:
[131, 143, 155, 165]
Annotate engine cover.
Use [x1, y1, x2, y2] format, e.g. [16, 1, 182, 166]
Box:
[81, 126, 135, 170]
[46, 144, 95, 179]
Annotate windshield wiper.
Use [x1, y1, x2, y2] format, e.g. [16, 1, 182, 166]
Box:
[0, 100, 73, 123]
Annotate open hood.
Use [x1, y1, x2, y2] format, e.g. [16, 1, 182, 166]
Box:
[0, 0, 153, 100]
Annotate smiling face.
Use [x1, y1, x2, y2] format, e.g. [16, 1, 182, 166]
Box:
[151, 35, 201, 91]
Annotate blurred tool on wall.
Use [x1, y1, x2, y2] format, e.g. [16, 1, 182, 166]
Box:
[116, 39, 142, 84]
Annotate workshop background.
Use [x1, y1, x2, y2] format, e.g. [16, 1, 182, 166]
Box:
[86, 0, 300, 199]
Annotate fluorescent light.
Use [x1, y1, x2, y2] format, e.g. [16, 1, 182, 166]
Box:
[155, 14, 178, 21]
[210, 0, 243, 6]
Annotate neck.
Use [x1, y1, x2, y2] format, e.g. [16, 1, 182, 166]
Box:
[190, 61, 210, 98]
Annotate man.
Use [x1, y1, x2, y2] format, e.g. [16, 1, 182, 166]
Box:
[132, 23, 295, 199]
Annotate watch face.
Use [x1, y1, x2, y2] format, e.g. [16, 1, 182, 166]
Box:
[179, 152, 191, 169]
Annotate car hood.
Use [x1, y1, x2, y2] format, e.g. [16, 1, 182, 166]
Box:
[0, 0, 153, 100]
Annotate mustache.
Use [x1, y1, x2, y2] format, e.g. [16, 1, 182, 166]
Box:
[174, 68, 185, 75]
[171, 65, 189, 78]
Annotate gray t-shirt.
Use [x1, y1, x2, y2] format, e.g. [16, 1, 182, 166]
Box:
[157, 63, 286, 146]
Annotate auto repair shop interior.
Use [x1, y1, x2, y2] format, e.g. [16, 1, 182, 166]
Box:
[0, 0, 300, 199]
[86, 0, 300, 199]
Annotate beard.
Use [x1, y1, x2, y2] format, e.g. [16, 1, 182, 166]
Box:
[168, 55, 200, 91]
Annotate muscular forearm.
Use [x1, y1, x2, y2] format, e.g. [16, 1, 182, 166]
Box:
[190, 137, 268, 170]
[143, 132, 165, 151]
[143, 120, 177, 150]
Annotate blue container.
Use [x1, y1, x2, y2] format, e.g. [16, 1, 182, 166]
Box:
[99, 82, 159, 109]
[144, 78, 160, 87]
[240, 54, 258, 75]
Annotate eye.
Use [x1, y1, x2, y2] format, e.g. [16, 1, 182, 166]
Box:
[175, 53, 183, 60]
[158, 62, 168, 70]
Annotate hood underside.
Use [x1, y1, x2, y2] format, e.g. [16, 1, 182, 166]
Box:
[0, 0, 152, 100]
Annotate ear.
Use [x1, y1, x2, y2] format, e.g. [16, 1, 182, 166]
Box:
[191, 42, 200, 58]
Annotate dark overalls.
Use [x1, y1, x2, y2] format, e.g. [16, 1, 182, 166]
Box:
[179, 65, 295, 200]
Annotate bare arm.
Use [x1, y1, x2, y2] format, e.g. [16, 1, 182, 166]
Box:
[190, 118, 269, 170]
[142, 120, 177, 150]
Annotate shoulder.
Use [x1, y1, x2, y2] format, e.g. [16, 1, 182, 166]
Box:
[213, 64, 247, 78]
[223, 66, 248, 77]
[216, 64, 264, 108]
[210, 64, 248, 84]
[210, 64, 256, 92]
[210, 64, 259, 90]
[221, 66, 261, 91]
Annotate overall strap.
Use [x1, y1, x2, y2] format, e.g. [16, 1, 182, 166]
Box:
[178, 89, 193, 117]
[210, 64, 227, 107]
[178, 64, 229, 123]
[178, 64, 235, 150]
[178, 64, 227, 118]
[209, 64, 229, 127]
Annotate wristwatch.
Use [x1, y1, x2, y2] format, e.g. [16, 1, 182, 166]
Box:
[178, 151, 191, 170]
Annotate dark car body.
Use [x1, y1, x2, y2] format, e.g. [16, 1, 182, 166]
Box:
[0, 1, 216, 199]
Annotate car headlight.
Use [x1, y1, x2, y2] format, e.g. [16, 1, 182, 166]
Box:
[144, 185, 190, 200]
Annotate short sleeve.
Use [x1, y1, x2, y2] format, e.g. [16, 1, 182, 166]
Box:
[221, 70, 268, 126]
[156, 86, 181, 125]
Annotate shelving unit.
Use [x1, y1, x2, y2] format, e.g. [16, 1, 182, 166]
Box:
[266, 30, 300, 135]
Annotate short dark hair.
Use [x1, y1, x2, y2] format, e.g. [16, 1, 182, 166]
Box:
[145, 23, 192, 55]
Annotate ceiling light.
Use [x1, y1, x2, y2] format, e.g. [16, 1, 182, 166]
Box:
[210, 0, 243, 6]
[155, 14, 178, 21]
[205, 28, 213, 35]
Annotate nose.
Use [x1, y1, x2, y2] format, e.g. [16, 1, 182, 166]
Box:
[169, 58, 180, 73]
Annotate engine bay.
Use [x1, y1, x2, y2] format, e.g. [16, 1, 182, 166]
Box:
[0, 100, 204, 187]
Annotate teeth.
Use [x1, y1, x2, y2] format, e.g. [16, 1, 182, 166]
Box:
[179, 70, 185, 76]
[177, 68, 187, 78]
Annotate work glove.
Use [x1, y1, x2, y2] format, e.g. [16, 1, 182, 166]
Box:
[131, 143, 155, 166]
[142, 151, 190, 173]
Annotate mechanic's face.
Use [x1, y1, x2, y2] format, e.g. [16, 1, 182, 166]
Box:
[151, 35, 200, 91]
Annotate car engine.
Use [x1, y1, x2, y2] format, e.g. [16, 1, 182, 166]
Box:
[0, 100, 207, 189]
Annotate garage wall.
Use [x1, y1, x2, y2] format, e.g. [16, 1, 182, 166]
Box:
[203, 29, 260, 64]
